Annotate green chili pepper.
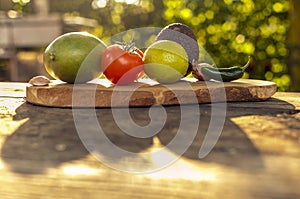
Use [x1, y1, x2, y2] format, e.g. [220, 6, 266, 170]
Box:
[200, 56, 252, 82]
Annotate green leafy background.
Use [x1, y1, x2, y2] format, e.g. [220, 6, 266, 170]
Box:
[5, 0, 295, 91]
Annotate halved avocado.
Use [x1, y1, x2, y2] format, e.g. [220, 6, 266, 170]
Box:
[155, 23, 199, 77]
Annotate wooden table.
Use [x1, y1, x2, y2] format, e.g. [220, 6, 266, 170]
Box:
[0, 82, 300, 199]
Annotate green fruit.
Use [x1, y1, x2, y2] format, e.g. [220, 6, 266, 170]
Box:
[155, 23, 199, 77]
[44, 32, 107, 83]
[143, 40, 189, 84]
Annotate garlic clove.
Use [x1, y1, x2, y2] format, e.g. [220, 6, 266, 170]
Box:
[192, 62, 212, 81]
[29, 75, 51, 86]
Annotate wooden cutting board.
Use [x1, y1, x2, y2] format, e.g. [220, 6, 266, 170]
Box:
[26, 78, 277, 108]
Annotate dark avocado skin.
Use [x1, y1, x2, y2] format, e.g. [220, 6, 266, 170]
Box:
[155, 23, 199, 77]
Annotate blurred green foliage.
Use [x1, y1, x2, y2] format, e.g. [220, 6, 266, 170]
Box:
[12, 0, 292, 91]
[161, 0, 291, 91]
[9, 0, 31, 13]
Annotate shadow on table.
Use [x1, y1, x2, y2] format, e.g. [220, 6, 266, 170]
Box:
[1, 102, 89, 174]
[157, 97, 297, 171]
[1, 102, 153, 174]
[1, 97, 296, 175]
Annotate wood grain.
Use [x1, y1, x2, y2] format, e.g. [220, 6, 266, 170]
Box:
[1, 82, 300, 199]
[26, 78, 277, 107]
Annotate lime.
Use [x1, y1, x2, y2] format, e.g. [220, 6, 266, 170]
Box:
[44, 32, 107, 83]
[143, 40, 188, 84]
[155, 23, 199, 77]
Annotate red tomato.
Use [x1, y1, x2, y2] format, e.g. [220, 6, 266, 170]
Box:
[101, 44, 144, 85]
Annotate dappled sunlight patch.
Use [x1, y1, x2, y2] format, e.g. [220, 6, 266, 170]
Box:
[231, 115, 300, 155]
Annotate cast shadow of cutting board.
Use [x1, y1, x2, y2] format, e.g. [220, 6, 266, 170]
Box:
[2, 98, 296, 174]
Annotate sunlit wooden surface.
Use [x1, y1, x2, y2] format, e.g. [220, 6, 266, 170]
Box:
[0, 82, 300, 199]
